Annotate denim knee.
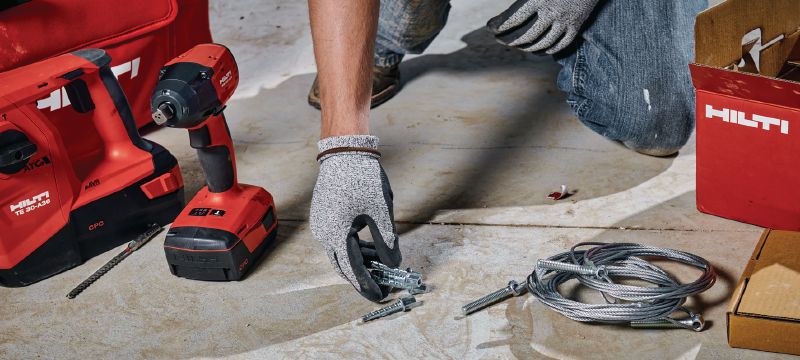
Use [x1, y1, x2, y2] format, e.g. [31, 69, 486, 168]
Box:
[595, 78, 695, 155]
[566, 58, 695, 155]
[375, 0, 451, 67]
[554, 0, 704, 155]
[557, 46, 695, 155]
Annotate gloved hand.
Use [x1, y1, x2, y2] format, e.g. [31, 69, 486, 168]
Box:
[310, 135, 401, 302]
[487, 0, 600, 54]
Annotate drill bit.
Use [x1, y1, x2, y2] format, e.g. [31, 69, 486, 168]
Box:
[67, 224, 162, 299]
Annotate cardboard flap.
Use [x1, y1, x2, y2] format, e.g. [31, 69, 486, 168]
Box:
[727, 231, 769, 316]
[696, 0, 800, 77]
[738, 230, 800, 321]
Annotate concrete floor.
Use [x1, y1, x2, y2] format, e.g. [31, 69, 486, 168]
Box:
[1, 0, 789, 359]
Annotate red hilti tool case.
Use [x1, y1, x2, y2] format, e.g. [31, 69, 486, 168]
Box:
[0, 0, 212, 129]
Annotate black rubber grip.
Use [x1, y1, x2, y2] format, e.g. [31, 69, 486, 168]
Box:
[64, 79, 95, 113]
[72, 49, 151, 152]
[96, 66, 151, 152]
[189, 127, 212, 149]
[71, 49, 111, 68]
[197, 145, 235, 193]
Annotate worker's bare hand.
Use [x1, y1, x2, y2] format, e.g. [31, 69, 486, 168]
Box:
[310, 135, 401, 302]
[487, 0, 600, 54]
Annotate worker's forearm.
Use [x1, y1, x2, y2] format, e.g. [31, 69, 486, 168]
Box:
[308, 0, 379, 138]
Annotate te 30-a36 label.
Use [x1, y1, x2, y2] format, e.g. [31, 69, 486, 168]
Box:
[9, 191, 51, 216]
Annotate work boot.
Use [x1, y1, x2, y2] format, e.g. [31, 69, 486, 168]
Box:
[307, 65, 401, 110]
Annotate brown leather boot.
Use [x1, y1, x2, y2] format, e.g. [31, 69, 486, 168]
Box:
[307, 64, 401, 110]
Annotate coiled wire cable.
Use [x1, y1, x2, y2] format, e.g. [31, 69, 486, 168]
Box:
[527, 242, 716, 327]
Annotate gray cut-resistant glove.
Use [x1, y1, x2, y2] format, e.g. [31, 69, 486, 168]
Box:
[487, 0, 600, 54]
[310, 135, 401, 302]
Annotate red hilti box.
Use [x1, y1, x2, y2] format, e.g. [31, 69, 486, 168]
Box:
[690, 0, 800, 230]
[0, 0, 211, 128]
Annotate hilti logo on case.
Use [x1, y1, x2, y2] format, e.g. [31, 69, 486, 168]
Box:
[36, 57, 141, 111]
[9, 191, 50, 216]
[705, 105, 789, 134]
[219, 70, 232, 87]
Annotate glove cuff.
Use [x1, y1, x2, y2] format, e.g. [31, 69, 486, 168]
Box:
[317, 135, 381, 162]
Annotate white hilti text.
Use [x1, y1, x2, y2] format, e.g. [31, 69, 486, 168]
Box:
[36, 57, 141, 111]
[219, 70, 233, 87]
[705, 105, 789, 135]
[9, 191, 51, 216]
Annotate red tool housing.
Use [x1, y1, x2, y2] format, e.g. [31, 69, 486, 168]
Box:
[0, 49, 184, 286]
[152, 44, 277, 281]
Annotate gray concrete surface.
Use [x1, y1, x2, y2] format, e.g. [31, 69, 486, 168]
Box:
[0, 0, 786, 359]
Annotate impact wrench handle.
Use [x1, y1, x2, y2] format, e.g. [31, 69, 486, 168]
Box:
[188, 113, 238, 193]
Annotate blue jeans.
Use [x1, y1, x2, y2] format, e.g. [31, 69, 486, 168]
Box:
[375, 0, 707, 154]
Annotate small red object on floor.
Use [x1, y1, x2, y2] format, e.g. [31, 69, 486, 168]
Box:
[547, 185, 569, 201]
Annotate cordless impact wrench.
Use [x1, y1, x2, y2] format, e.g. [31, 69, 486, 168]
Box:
[151, 44, 277, 281]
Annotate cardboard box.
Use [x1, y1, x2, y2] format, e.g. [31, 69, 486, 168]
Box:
[690, 0, 800, 230]
[727, 229, 800, 355]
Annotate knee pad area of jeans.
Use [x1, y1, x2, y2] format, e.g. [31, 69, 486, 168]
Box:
[574, 79, 695, 155]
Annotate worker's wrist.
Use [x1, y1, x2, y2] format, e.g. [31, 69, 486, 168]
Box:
[317, 135, 381, 162]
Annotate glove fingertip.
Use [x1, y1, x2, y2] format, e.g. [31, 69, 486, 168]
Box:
[547, 31, 578, 55]
[341, 234, 391, 303]
[376, 228, 402, 268]
[355, 267, 388, 303]
[546, 46, 562, 55]
[359, 282, 388, 303]
[486, 16, 506, 33]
